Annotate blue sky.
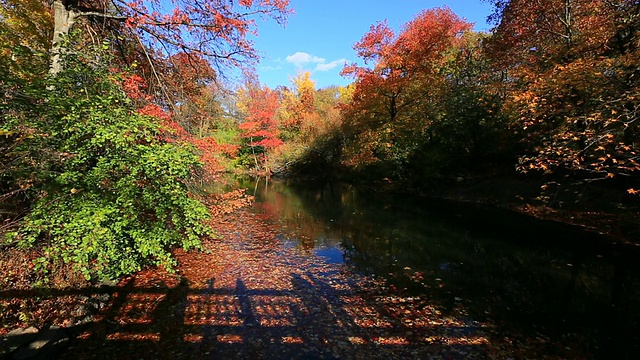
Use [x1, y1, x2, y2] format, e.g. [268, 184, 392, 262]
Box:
[249, 1, 495, 89]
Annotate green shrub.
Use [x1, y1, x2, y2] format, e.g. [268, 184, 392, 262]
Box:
[2, 44, 211, 281]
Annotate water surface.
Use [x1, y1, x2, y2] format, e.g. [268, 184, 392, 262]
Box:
[236, 178, 640, 358]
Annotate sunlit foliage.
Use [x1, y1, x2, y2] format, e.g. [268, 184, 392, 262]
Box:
[2, 44, 211, 280]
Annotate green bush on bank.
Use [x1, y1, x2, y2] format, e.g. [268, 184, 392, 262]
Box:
[2, 45, 211, 281]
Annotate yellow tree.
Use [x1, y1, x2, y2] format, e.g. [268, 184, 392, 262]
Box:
[272, 73, 348, 176]
[278, 71, 317, 133]
[292, 71, 316, 114]
[0, 0, 52, 81]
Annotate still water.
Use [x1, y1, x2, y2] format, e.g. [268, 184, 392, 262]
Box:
[236, 178, 640, 358]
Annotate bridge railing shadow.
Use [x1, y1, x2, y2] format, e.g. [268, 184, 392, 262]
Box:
[1, 271, 489, 359]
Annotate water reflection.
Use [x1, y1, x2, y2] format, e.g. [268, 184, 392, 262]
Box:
[237, 177, 640, 358]
[313, 246, 344, 264]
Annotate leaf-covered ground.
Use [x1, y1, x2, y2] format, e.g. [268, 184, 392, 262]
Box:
[2, 194, 568, 359]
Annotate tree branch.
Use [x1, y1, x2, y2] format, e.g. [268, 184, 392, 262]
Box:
[77, 11, 128, 21]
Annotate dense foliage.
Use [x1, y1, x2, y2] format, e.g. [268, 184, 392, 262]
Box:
[2, 46, 211, 280]
[488, 0, 640, 186]
[243, 3, 640, 201]
[2, 0, 639, 282]
[0, 0, 291, 281]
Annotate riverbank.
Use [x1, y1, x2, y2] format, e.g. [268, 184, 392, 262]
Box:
[342, 171, 640, 246]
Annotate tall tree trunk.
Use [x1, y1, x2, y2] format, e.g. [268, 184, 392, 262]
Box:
[51, 0, 78, 75]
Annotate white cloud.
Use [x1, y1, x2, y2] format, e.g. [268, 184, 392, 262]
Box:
[315, 59, 347, 72]
[260, 65, 282, 71]
[285, 52, 325, 67]
[285, 52, 347, 72]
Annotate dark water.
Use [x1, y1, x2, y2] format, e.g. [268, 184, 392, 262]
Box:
[235, 178, 640, 358]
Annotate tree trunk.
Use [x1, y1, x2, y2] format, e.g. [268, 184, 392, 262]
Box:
[50, 0, 78, 75]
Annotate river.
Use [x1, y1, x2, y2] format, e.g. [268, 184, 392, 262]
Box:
[232, 177, 640, 358]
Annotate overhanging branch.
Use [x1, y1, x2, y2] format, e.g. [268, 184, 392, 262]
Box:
[77, 11, 128, 21]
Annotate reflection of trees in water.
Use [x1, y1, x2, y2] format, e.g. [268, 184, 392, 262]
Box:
[248, 179, 349, 250]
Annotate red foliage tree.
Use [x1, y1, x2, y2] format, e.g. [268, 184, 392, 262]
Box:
[50, 0, 292, 74]
[237, 74, 283, 173]
[238, 85, 283, 150]
[340, 7, 472, 168]
[166, 53, 217, 101]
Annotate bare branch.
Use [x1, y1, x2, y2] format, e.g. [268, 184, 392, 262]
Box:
[77, 11, 128, 21]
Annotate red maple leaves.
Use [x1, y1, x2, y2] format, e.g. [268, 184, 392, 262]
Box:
[120, 67, 232, 180]
[121, 0, 292, 69]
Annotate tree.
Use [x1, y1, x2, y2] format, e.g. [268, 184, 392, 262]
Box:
[340, 20, 416, 170]
[3, 45, 211, 280]
[1, 0, 54, 225]
[163, 52, 218, 134]
[426, 31, 512, 169]
[340, 7, 472, 175]
[278, 71, 318, 135]
[314, 86, 342, 132]
[265, 73, 350, 177]
[489, 0, 640, 190]
[487, 0, 611, 68]
[48, 0, 291, 74]
[292, 70, 317, 114]
[236, 72, 283, 173]
[0, 0, 52, 82]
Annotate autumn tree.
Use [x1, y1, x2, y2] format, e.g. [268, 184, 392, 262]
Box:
[48, 0, 291, 74]
[313, 86, 343, 133]
[489, 0, 640, 191]
[42, 0, 292, 180]
[278, 71, 319, 137]
[270, 71, 348, 177]
[162, 52, 218, 134]
[236, 72, 283, 174]
[0, 0, 52, 82]
[284, 84, 349, 178]
[294, 71, 317, 114]
[1, 0, 291, 279]
[1, 0, 54, 222]
[403, 21, 512, 175]
[340, 7, 472, 176]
